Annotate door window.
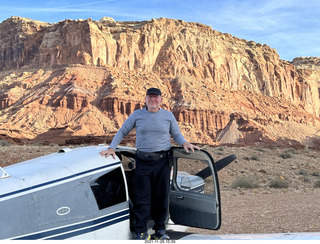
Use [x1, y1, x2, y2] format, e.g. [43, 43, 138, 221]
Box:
[172, 151, 217, 195]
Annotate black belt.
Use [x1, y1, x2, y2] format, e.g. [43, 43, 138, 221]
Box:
[137, 149, 169, 153]
[136, 150, 169, 162]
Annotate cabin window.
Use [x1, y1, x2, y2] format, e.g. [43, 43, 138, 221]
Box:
[90, 167, 126, 210]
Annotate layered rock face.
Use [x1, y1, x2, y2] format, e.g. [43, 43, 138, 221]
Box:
[0, 16, 319, 147]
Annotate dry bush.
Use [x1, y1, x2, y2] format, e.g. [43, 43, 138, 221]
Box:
[269, 177, 289, 188]
[314, 180, 320, 188]
[231, 176, 259, 189]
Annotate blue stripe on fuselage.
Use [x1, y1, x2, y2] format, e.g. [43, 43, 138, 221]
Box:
[14, 209, 129, 240]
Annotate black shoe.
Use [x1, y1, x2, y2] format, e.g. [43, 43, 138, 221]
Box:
[136, 232, 151, 240]
[154, 230, 170, 240]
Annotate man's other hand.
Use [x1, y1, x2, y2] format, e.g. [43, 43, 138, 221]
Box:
[182, 142, 201, 153]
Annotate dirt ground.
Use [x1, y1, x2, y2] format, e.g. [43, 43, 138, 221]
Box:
[1, 143, 320, 235]
[191, 145, 320, 235]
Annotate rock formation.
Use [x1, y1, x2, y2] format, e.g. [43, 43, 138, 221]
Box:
[0, 16, 319, 147]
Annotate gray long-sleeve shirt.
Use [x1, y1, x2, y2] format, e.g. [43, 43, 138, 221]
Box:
[109, 108, 187, 152]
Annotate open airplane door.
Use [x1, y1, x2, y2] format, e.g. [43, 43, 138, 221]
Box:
[169, 148, 221, 230]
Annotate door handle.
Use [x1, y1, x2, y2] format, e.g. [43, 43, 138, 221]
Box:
[176, 195, 184, 200]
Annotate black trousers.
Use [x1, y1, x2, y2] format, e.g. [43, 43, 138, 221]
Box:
[133, 152, 171, 233]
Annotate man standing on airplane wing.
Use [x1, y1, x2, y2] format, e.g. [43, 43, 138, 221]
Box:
[100, 87, 200, 240]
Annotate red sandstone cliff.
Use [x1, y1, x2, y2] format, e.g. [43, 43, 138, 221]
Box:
[0, 16, 319, 147]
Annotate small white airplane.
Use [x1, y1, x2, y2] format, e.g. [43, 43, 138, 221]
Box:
[1, 145, 319, 240]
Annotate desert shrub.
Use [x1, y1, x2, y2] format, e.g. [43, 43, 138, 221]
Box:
[269, 177, 289, 188]
[286, 148, 296, 154]
[298, 169, 308, 176]
[0, 140, 11, 147]
[243, 155, 259, 161]
[314, 180, 320, 188]
[279, 152, 292, 159]
[215, 147, 224, 155]
[301, 176, 311, 183]
[250, 155, 259, 161]
[279, 148, 297, 159]
[30, 142, 44, 147]
[231, 176, 259, 189]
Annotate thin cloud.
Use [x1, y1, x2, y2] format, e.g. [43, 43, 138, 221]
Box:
[0, 0, 117, 15]
[0, 0, 319, 60]
[185, 0, 320, 60]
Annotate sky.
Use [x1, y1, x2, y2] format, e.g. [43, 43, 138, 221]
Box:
[0, 0, 319, 61]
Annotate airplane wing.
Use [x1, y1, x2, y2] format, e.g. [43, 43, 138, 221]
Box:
[167, 230, 320, 240]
